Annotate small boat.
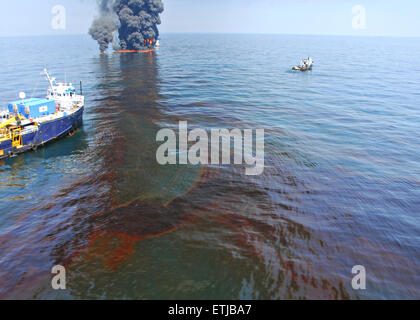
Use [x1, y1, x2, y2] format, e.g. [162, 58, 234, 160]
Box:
[292, 57, 313, 71]
[155, 40, 160, 47]
[0, 69, 84, 160]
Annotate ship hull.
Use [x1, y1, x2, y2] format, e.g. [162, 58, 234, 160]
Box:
[0, 106, 84, 160]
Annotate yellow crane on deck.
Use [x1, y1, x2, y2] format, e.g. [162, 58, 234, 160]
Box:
[0, 114, 24, 129]
[0, 115, 24, 147]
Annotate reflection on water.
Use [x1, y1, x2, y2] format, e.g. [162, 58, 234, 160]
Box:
[63, 55, 205, 269]
[0, 34, 419, 299]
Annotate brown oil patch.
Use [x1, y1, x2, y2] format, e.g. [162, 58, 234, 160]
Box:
[65, 166, 215, 270]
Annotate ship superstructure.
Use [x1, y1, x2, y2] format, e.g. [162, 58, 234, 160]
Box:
[0, 69, 84, 159]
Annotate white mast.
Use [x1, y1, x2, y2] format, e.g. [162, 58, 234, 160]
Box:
[43, 68, 56, 89]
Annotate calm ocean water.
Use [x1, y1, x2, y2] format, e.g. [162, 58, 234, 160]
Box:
[0, 34, 419, 299]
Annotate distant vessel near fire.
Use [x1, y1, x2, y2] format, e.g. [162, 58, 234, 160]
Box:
[0, 69, 84, 159]
[292, 57, 313, 71]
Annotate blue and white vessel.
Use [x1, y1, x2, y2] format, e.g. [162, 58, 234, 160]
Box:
[0, 69, 84, 159]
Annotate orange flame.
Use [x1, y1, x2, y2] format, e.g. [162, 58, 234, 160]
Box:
[115, 49, 156, 53]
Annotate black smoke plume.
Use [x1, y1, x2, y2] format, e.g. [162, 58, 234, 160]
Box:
[89, 1, 119, 53]
[89, 0, 164, 52]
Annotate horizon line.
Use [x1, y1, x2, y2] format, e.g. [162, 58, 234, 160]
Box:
[0, 31, 419, 39]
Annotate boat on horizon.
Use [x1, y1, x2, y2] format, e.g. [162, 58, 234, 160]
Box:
[0, 69, 84, 160]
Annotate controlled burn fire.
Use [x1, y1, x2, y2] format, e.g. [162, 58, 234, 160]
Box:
[144, 38, 155, 47]
[111, 39, 156, 54]
[90, 0, 164, 54]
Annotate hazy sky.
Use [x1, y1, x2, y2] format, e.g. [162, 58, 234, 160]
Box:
[0, 0, 419, 37]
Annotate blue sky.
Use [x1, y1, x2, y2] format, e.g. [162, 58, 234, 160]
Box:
[0, 0, 419, 37]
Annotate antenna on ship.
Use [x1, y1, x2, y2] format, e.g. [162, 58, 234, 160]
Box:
[80, 80, 83, 95]
[44, 68, 54, 89]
